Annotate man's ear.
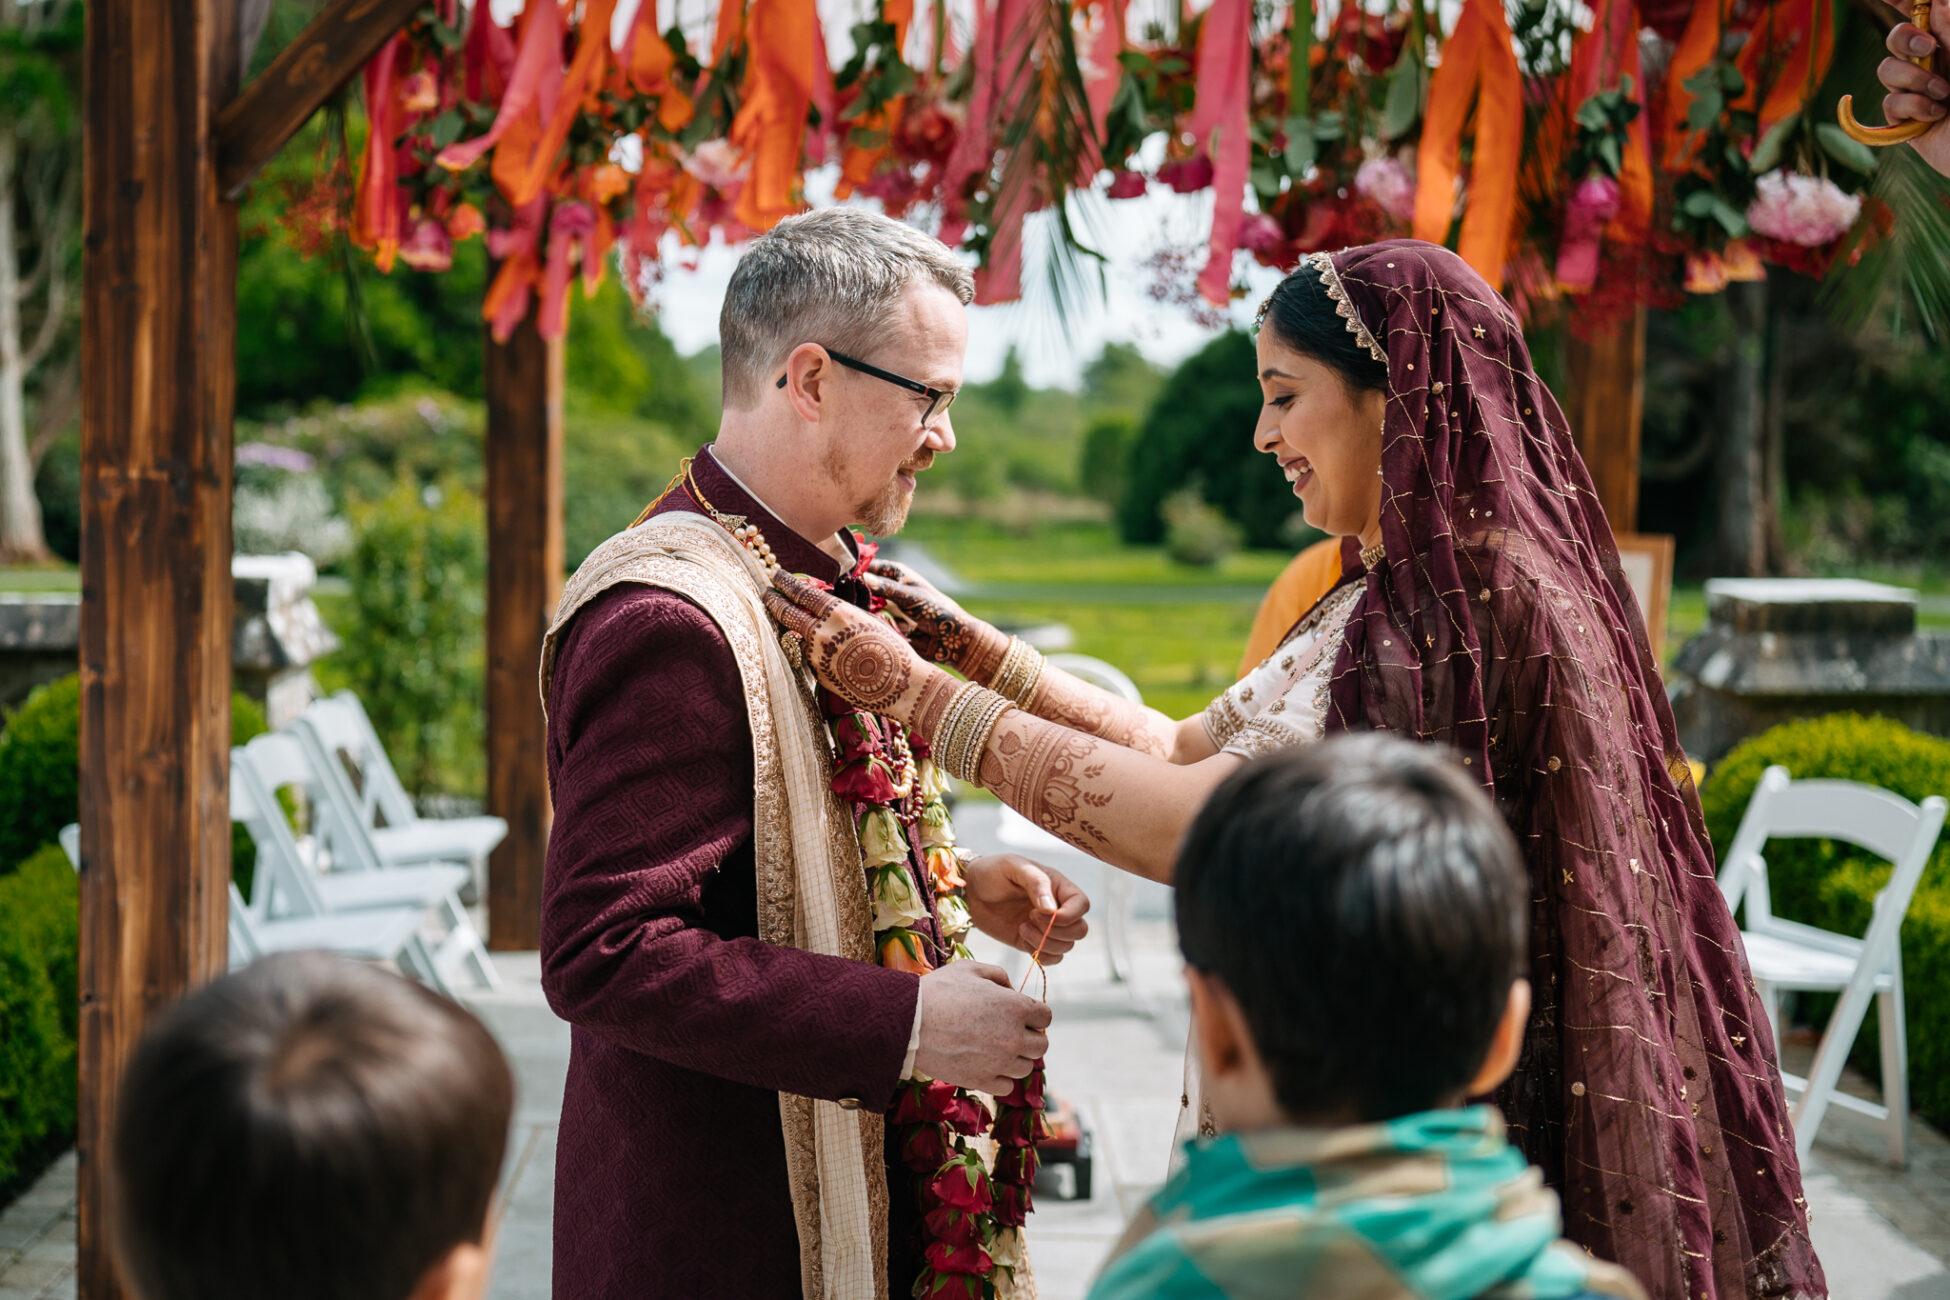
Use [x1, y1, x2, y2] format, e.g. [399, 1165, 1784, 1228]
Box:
[780, 343, 834, 424]
[408, 1241, 491, 1300]
[1465, 979, 1531, 1098]
[1186, 968, 1253, 1084]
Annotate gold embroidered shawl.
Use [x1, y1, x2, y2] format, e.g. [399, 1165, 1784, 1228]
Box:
[539, 512, 889, 1300]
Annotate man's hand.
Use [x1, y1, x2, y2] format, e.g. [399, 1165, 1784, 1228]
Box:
[963, 854, 1090, 962]
[1881, 4, 1950, 177]
[914, 961, 1053, 1094]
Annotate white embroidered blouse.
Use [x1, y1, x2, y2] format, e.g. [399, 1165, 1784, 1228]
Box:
[1200, 580, 1364, 759]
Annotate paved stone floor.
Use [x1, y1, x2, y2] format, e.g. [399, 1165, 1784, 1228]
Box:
[5, 807, 1948, 1298]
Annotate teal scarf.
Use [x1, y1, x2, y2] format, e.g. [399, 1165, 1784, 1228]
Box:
[1089, 1107, 1645, 1300]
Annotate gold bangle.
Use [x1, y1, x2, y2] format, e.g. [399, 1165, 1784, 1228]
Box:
[990, 637, 1047, 709]
[942, 687, 1014, 784]
[961, 696, 1015, 784]
[929, 682, 981, 762]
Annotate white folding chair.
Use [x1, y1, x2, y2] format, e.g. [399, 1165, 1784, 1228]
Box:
[57, 819, 448, 992]
[234, 737, 499, 990]
[1718, 764, 1945, 1167]
[996, 654, 1147, 1000]
[296, 691, 506, 879]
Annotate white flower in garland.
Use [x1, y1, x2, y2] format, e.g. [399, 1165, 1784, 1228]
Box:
[858, 806, 912, 868]
[870, 863, 933, 932]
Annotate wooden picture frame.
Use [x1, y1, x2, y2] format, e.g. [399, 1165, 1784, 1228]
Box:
[1615, 533, 1676, 655]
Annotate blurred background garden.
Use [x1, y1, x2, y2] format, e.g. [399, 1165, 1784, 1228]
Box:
[9, 0, 1950, 1262]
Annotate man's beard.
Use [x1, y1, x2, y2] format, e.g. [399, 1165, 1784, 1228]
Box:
[853, 477, 913, 535]
[831, 448, 931, 536]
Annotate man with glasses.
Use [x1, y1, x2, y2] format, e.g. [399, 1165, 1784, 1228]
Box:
[538, 207, 1089, 1300]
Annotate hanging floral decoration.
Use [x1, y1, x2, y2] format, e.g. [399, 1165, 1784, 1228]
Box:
[338, 0, 1902, 340]
[799, 556, 1046, 1299]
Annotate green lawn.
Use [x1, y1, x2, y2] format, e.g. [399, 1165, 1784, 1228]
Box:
[0, 567, 78, 593]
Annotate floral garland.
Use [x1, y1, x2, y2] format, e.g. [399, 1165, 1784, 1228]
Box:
[810, 567, 1050, 1300]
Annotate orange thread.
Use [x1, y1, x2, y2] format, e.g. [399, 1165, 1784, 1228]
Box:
[1017, 910, 1060, 999]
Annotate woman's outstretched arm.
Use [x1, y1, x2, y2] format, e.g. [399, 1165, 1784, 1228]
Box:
[767, 571, 1239, 882]
[866, 560, 1212, 763]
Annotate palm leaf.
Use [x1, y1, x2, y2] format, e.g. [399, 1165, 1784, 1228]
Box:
[1820, 145, 1950, 342]
[985, 0, 1107, 332]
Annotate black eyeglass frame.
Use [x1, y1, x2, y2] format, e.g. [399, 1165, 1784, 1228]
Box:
[776, 348, 958, 426]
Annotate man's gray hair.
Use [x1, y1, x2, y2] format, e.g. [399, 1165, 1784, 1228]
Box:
[719, 208, 975, 409]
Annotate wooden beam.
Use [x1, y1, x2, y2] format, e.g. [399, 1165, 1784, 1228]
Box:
[484, 312, 564, 951]
[1565, 305, 1647, 538]
[214, 0, 423, 200]
[80, 1, 241, 1296]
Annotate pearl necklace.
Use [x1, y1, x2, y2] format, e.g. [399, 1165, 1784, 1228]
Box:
[679, 457, 780, 572]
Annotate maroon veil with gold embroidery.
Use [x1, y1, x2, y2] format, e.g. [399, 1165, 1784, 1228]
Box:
[1314, 241, 1823, 1299]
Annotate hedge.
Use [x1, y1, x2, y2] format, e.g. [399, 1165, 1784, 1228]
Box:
[0, 674, 271, 888]
[0, 845, 78, 1200]
[1700, 713, 1950, 1130]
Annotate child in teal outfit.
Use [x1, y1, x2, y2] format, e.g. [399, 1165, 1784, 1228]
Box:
[1089, 735, 1647, 1300]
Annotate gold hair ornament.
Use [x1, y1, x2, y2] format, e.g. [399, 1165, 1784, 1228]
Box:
[1837, 0, 1936, 145]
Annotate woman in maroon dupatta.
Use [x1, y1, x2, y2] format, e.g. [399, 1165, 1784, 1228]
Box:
[765, 239, 1823, 1299]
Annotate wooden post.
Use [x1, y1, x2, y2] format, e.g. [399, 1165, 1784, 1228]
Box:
[1565, 305, 1647, 538]
[484, 312, 563, 951]
[79, 1, 240, 1296]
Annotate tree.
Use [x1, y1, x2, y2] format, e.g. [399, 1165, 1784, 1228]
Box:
[0, 0, 81, 564]
[1119, 330, 1293, 549]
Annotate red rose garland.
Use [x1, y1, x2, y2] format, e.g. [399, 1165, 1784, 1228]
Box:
[808, 571, 1046, 1299]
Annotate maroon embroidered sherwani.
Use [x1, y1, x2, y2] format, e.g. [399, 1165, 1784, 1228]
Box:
[541, 448, 930, 1298]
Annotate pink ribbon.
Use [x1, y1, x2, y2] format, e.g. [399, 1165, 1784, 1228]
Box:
[1186, 0, 1253, 306]
[438, 0, 563, 174]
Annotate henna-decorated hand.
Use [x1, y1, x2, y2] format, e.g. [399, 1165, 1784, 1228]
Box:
[962, 854, 1090, 962]
[764, 570, 944, 723]
[865, 559, 1008, 680]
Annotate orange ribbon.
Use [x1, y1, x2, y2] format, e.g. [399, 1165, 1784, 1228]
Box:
[1735, 0, 1835, 139]
[350, 32, 409, 273]
[1662, 0, 1724, 170]
[835, 0, 916, 199]
[1413, 0, 1523, 288]
[730, 0, 819, 229]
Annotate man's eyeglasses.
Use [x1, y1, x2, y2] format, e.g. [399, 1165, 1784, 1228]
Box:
[776, 349, 958, 427]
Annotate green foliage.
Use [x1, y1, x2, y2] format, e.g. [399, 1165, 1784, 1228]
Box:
[0, 673, 273, 887]
[1700, 713, 1950, 1127]
[1162, 490, 1241, 568]
[562, 410, 690, 568]
[328, 481, 488, 801]
[0, 845, 78, 1201]
[0, 676, 78, 871]
[1078, 413, 1134, 507]
[1118, 331, 1294, 548]
[33, 431, 79, 563]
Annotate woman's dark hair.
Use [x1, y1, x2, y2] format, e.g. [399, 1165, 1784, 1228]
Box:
[1256, 263, 1390, 395]
[112, 952, 515, 1300]
[1175, 734, 1527, 1122]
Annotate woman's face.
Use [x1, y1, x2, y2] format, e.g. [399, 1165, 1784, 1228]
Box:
[1253, 330, 1388, 542]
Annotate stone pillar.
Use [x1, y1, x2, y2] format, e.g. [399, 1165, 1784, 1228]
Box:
[1669, 578, 1950, 762]
[231, 553, 340, 729]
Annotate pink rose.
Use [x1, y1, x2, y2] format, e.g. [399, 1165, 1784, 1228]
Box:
[1236, 211, 1285, 253]
[1107, 170, 1148, 199]
[1354, 156, 1416, 222]
[398, 69, 440, 115]
[398, 217, 454, 272]
[1746, 170, 1861, 248]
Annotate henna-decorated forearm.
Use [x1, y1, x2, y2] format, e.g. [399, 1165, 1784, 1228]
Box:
[971, 710, 1239, 883]
[1020, 666, 1177, 759]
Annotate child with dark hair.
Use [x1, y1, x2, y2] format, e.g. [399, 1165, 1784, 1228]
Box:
[111, 952, 515, 1300]
[1089, 734, 1647, 1300]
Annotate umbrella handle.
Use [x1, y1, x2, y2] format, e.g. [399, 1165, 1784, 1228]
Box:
[1837, 0, 1937, 145]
